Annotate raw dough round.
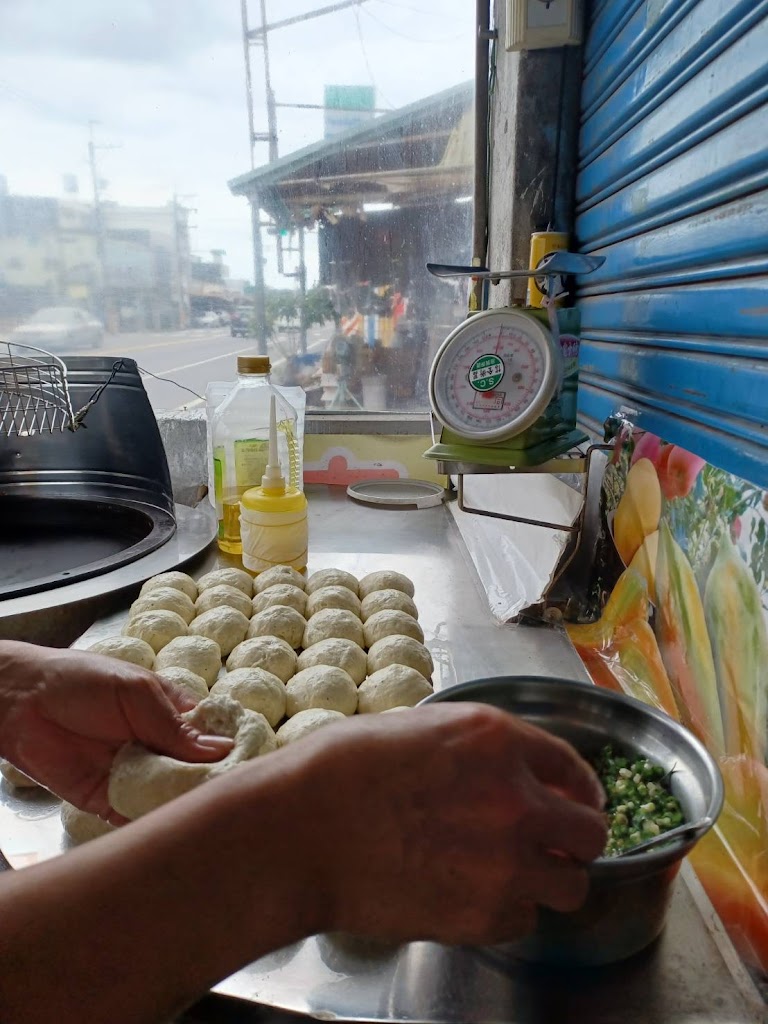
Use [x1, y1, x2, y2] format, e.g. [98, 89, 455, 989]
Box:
[0, 760, 41, 789]
[363, 610, 423, 648]
[129, 587, 196, 625]
[155, 667, 210, 702]
[285, 666, 358, 717]
[247, 606, 307, 650]
[61, 801, 116, 845]
[297, 638, 367, 686]
[367, 635, 433, 680]
[195, 584, 253, 620]
[109, 695, 276, 820]
[139, 571, 198, 602]
[276, 708, 347, 746]
[210, 668, 286, 728]
[360, 588, 419, 623]
[88, 636, 155, 670]
[305, 569, 359, 596]
[154, 635, 222, 687]
[358, 665, 433, 713]
[226, 636, 297, 683]
[306, 586, 362, 619]
[197, 567, 254, 597]
[252, 584, 308, 617]
[122, 610, 188, 654]
[189, 607, 250, 658]
[254, 565, 306, 594]
[303, 609, 364, 650]
[358, 571, 415, 600]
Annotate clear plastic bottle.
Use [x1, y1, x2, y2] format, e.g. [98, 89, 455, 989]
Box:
[210, 356, 301, 555]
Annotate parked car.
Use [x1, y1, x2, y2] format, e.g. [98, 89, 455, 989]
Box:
[8, 306, 104, 352]
[230, 305, 253, 337]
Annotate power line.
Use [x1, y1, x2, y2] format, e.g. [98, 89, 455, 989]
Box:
[360, 4, 464, 43]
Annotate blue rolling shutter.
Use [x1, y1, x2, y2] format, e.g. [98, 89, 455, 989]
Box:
[574, 0, 768, 487]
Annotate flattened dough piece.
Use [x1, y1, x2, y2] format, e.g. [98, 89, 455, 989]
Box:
[210, 668, 286, 727]
[252, 584, 308, 617]
[254, 564, 306, 594]
[226, 636, 297, 683]
[363, 610, 423, 648]
[297, 638, 367, 686]
[367, 635, 433, 680]
[154, 635, 222, 687]
[286, 666, 358, 717]
[247, 606, 307, 649]
[155, 667, 210, 702]
[197, 567, 254, 597]
[360, 588, 419, 623]
[305, 569, 359, 596]
[129, 587, 196, 625]
[276, 708, 347, 746]
[306, 586, 362, 619]
[139, 571, 198, 602]
[358, 571, 415, 600]
[61, 801, 116, 844]
[0, 760, 41, 789]
[88, 636, 155, 670]
[189, 607, 250, 658]
[109, 694, 276, 820]
[358, 665, 433, 713]
[195, 584, 253, 620]
[303, 609, 364, 650]
[122, 610, 188, 654]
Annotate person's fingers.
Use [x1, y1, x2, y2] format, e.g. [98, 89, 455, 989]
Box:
[526, 788, 608, 864]
[518, 846, 592, 913]
[516, 724, 605, 810]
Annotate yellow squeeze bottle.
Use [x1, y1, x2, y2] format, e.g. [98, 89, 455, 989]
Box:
[239, 395, 308, 574]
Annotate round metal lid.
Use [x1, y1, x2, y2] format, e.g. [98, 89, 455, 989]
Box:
[346, 479, 446, 510]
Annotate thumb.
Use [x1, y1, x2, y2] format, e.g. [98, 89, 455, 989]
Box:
[124, 683, 235, 763]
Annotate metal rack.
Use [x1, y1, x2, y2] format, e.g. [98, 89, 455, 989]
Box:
[0, 342, 76, 437]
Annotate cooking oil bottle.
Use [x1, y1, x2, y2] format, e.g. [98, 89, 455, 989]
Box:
[210, 356, 301, 555]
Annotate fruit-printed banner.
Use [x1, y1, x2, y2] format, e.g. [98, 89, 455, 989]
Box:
[568, 429, 768, 983]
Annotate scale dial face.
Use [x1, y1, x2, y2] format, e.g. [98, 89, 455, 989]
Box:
[429, 308, 561, 443]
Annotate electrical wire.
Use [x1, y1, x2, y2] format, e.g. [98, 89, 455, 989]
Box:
[360, 4, 464, 44]
[352, 6, 397, 109]
[137, 365, 204, 400]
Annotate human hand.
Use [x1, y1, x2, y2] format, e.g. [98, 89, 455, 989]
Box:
[300, 703, 607, 946]
[0, 641, 232, 823]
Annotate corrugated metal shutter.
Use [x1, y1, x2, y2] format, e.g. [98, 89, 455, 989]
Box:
[574, 0, 768, 487]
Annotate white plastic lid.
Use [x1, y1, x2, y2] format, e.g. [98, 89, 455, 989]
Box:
[346, 479, 446, 510]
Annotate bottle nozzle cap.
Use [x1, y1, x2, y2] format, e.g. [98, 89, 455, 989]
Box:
[238, 356, 271, 374]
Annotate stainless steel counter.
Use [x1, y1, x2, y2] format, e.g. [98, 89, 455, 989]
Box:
[4, 486, 765, 1023]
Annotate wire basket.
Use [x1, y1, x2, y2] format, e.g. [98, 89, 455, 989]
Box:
[0, 342, 76, 437]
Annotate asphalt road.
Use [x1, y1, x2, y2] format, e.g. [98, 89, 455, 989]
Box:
[71, 326, 329, 412]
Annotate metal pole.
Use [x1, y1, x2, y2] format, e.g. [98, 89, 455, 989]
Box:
[298, 225, 307, 354]
[88, 121, 107, 325]
[247, 0, 366, 37]
[259, 0, 279, 163]
[250, 198, 269, 355]
[470, 0, 491, 313]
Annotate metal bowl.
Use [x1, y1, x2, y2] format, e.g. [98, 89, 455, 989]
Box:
[420, 675, 723, 966]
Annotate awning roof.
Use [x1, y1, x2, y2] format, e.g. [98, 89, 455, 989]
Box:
[228, 81, 474, 224]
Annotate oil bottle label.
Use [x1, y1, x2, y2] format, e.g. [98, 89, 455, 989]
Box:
[213, 446, 225, 524]
[234, 438, 269, 490]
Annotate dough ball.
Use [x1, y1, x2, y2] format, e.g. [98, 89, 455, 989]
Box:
[358, 665, 433, 713]
[276, 708, 347, 746]
[210, 668, 286, 728]
[360, 588, 419, 623]
[88, 636, 155, 670]
[0, 760, 41, 789]
[139, 571, 198, 602]
[306, 586, 362, 619]
[155, 667, 209, 702]
[195, 584, 253, 620]
[358, 571, 415, 600]
[247, 606, 307, 650]
[305, 569, 359, 596]
[297, 638, 367, 686]
[109, 695, 276, 820]
[129, 587, 196, 625]
[189, 607, 250, 658]
[226, 636, 297, 683]
[154, 635, 222, 687]
[197, 567, 254, 597]
[286, 666, 358, 717]
[61, 801, 116, 845]
[122, 610, 188, 654]
[303, 609, 364, 650]
[367, 635, 433, 681]
[252, 584, 307, 617]
[363, 610, 423, 648]
[254, 565, 306, 594]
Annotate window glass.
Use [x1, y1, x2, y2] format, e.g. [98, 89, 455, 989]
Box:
[0, 1, 474, 413]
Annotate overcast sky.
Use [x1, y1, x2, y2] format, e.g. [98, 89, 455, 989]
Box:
[0, 0, 473, 285]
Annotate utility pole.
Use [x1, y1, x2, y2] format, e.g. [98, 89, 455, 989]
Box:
[172, 194, 195, 329]
[87, 120, 108, 326]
